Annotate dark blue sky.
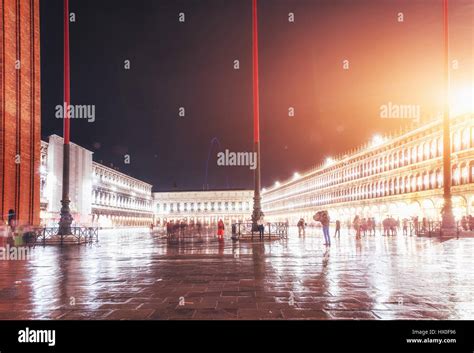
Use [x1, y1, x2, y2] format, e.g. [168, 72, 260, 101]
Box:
[40, 0, 473, 191]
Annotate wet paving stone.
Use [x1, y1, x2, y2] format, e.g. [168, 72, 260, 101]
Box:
[0, 228, 473, 320]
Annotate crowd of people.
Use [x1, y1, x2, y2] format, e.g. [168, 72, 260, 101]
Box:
[163, 219, 204, 237]
[461, 215, 474, 231]
[0, 209, 37, 246]
[294, 212, 474, 246]
[161, 214, 268, 241]
[157, 212, 474, 246]
[161, 218, 226, 241]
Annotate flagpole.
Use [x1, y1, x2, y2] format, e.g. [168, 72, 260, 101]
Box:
[251, 0, 263, 229]
[440, 0, 456, 236]
[58, 0, 73, 236]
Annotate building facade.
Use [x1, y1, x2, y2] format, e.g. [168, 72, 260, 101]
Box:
[40, 135, 93, 225]
[262, 114, 474, 225]
[38, 114, 474, 229]
[91, 163, 153, 228]
[153, 190, 254, 226]
[40, 135, 154, 228]
[0, 0, 41, 226]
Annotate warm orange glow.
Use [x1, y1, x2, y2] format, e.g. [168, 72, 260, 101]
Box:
[450, 85, 474, 116]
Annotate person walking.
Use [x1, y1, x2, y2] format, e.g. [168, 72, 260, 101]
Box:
[217, 219, 225, 241]
[334, 219, 341, 237]
[321, 212, 331, 246]
[361, 218, 367, 237]
[367, 218, 373, 236]
[257, 215, 265, 240]
[297, 218, 305, 236]
[461, 216, 468, 231]
[7, 209, 16, 230]
[402, 218, 408, 236]
[413, 216, 419, 236]
[353, 215, 361, 239]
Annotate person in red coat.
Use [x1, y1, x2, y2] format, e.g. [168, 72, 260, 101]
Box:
[217, 219, 225, 240]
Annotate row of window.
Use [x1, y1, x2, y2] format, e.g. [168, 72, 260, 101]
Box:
[265, 125, 473, 204]
[157, 201, 252, 213]
[92, 190, 153, 211]
[265, 160, 474, 212]
[92, 166, 151, 194]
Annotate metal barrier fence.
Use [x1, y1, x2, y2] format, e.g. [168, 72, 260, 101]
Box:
[408, 221, 461, 237]
[158, 225, 220, 244]
[231, 222, 289, 241]
[31, 226, 99, 246]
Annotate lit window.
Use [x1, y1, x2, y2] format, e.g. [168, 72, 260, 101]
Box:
[461, 166, 468, 183]
[424, 175, 429, 188]
[424, 144, 430, 159]
[430, 174, 436, 188]
[462, 129, 470, 149]
[453, 168, 460, 184]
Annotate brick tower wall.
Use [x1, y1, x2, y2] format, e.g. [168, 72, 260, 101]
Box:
[0, 0, 41, 226]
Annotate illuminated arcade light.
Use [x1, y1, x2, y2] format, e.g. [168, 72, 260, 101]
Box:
[274, 181, 280, 187]
[262, 188, 267, 193]
[370, 134, 385, 148]
[325, 157, 335, 166]
[293, 172, 300, 180]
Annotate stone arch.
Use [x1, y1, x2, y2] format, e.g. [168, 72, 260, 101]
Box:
[408, 200, 422, 218]
[452, 195, 468, 218]
[421, 198, 436, 219]
[452, 163, 460, 186]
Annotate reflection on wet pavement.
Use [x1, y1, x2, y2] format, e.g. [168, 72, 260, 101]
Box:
[0, 227, 473, 320]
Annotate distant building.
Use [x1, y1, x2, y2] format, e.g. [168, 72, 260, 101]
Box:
[153, 190, 253, 226]
[91, 162, 153, 228]
[40, 135, 153, 228]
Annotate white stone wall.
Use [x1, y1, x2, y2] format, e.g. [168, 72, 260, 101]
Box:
[43, 135, 93, 225]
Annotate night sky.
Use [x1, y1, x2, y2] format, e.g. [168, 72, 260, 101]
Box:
[40, 0, 473, 191]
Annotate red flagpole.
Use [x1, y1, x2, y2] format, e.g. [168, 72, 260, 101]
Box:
[251, 0, 263, 226]
[252, 0, 260, 144]
[64, 0, 70, 144]
[58, 0, 73, 236]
